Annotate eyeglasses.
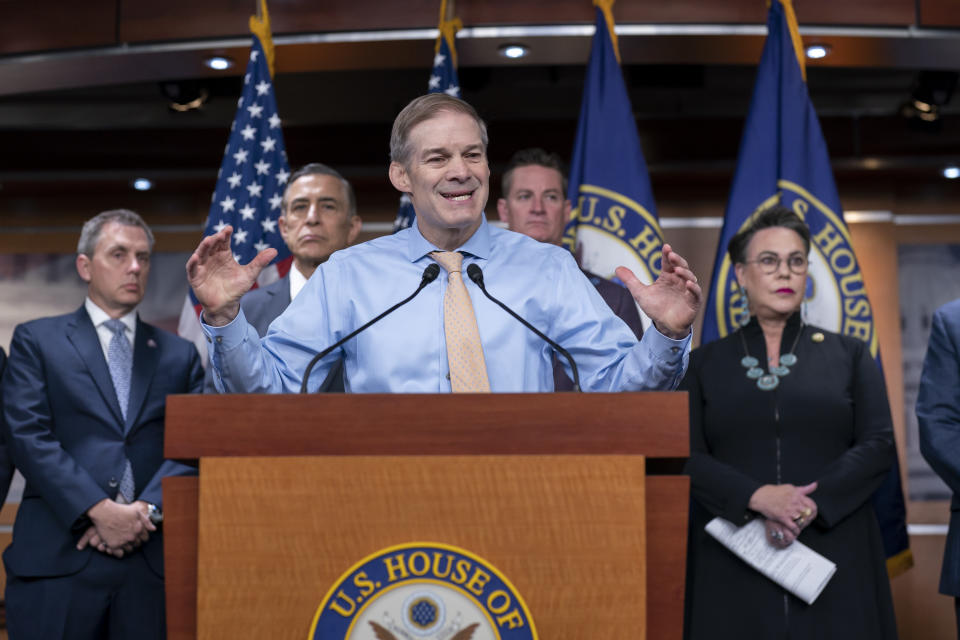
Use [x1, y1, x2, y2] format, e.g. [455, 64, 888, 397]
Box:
[743, 253, 808, 275]
[284, 199, 347, 221]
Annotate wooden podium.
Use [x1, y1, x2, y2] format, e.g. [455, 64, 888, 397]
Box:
[163, 392, 689, 640]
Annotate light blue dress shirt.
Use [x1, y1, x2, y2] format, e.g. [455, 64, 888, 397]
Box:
[204, 218, 690, 393]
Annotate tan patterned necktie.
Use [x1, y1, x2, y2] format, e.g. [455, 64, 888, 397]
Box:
[430, 251, 490, 392]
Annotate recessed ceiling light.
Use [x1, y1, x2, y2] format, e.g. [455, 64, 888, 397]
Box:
[498, 44, 529, 60]
[804, 44, 830, 60]
[132, 178, 153, 191]
[943, 166, 960, 180]
[204, 56, 234, 71]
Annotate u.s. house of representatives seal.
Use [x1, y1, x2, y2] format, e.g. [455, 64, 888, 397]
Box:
[309, 542, 538, 640]
[561, 185, 663, 331]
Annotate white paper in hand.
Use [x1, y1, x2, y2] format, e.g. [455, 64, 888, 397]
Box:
[705, 517, 836, 605]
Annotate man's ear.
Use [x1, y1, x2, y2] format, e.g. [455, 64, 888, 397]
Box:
[564, 198, 573, 221]
[388, 162, 410, 193]
[496, 198, 510, 225]
[76, 253, 92, 283]
[347, 216, 363, 245]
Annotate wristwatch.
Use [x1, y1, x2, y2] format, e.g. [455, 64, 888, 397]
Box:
[146, 503, 164, 525]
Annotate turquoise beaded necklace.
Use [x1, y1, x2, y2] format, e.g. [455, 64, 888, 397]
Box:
[738, 323, 804, 391]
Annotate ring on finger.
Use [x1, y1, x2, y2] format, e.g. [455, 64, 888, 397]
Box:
[771, 530, 784, 542]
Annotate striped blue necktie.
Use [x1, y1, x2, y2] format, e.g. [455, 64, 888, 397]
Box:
[105, 319, 135, 504]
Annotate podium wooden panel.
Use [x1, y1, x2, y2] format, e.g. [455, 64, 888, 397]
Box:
[164, 392, 689, 639]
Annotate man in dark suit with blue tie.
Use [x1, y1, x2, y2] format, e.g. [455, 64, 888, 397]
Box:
[0, 348, 13, 505]
[2, 209, 203, 639]
[205, 162, 361, 393]
[496, 148, 644, 391]
[918, 297, 960, 640]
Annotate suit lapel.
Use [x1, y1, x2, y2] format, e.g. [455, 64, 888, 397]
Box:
[66, 307, 125, 428]
[273, 275, 292, 316]
[126, 317, 159, 433]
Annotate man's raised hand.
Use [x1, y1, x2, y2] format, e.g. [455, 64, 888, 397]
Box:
[616, 243, 701, 339]
[185, 226, 278, 326]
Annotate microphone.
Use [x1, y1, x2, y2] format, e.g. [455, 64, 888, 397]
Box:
[299, 263, 441, 393]
[466, 263, 581, 392]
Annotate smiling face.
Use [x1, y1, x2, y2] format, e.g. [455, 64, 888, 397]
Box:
[278, 173, 361, 277]
[76, 221, 151, 318]
[497, 164, 571, 246]
[734, 226, 809, 321]
[388, 110, 490, 250]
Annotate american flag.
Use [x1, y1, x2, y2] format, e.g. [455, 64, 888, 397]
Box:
[178, 34, 292, 361]
[392, 27, 461, 232]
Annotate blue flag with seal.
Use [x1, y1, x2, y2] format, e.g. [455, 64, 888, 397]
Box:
[562, 0, 660, 330]
[702, 0, 912, 576]
[392, 0, 461, 232]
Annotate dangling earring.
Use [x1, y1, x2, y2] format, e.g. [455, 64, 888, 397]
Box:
[736, 286, 750, 328]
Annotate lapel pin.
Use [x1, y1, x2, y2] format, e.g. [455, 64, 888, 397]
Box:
[147, 339, 158, 348]
[811, 332, 825, 343]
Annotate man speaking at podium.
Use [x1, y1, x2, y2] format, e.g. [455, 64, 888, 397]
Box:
[187, 94, 701, 393]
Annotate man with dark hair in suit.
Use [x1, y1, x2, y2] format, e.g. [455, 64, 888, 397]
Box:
[497, 147, 644, 390]
[2, 209, 203, 639]
[918, 298, 960, 639]
[205, 162, 361, 393]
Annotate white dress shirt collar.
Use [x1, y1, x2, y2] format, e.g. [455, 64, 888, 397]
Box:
[85, 297, 138, 358]
[289, 263, 310, 301]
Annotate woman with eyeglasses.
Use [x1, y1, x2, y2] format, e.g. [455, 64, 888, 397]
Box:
[682, 206, 897, 639]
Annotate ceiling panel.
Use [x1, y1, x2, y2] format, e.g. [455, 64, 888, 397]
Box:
[791, 0, 914, 25]
[118, 0, 440, 42]
[0, 0, 117, 55]
[918, 0, 960, 27]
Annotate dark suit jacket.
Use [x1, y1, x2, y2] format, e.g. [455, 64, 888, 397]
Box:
[241, 273, 293, 336]
[204, 274, 344, 393]
[0, 348, 14, 504]
[2, 306, 203, 579]
[918, 298, 960, 596]
[553, 270, 644, 391]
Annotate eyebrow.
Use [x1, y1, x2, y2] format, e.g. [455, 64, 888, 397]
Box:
[103, 243, 148, 257]
[421, 143, 483, 157]
[290, 196, 341, 205]
[516, 187, 561, 194]
[421, 147, 450, 158]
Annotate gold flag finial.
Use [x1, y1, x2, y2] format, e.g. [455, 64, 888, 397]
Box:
[594, 0, 620, 64]
[249, 0, 277, 78]
[436, 0, 462, 65]
[778, 0, 807, 82]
